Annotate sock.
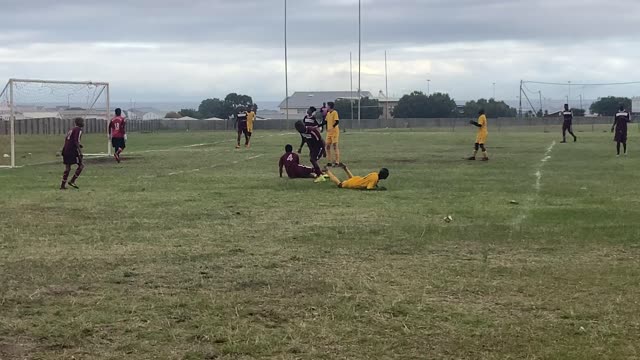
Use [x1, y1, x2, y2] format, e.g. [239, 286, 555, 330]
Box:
[617, 143, 621, 155]
[472, 150, 478, 157]
[326, 148, 332, 163]
[116, 147, 123, 155]
[482, 151, 488, 159]
[624, 143, 627, 154]
[335, 148, 340, 164]
[62, 166, 71, 182]
[70, 165, 84, 183]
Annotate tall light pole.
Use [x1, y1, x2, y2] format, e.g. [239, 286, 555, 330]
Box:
[357, 0, 361, 130]
[350, 52, 354, 122]
[284, 0, 289, 122]
[427, 79, 431, 95]
[492, 82, 496, 99]
[567, 80, 571, 107]
[385, 50, 389, 123]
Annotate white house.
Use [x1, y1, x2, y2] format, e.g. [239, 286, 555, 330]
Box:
[279, 91, 374, 116]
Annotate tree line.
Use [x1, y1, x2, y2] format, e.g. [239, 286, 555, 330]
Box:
[165, 93, 633, 120]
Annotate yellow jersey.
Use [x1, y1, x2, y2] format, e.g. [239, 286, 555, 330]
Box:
[477, 114, 487, 135]
[246, 111, 256, 131]
[326, 110, 340, 133]
[341, 172, 379, 190]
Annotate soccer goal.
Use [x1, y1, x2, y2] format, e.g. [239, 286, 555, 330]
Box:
[0, 79, 111, 168]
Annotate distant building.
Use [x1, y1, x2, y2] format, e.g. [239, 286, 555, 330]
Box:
[126, 107, 163, 121]
[279, 91, 373, 116]
[632, 97, 640, 115]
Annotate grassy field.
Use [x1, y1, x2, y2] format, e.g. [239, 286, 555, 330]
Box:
[2, 127, 640, 359]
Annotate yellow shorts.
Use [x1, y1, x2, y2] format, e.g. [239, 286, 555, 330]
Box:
[475, 133, 487, 144]
[247, 122, 254, 133]
[326, 128, 340, 144]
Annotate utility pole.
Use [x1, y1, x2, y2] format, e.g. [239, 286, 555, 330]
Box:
[427, 79, 431, 95]
[385, 50, 389, 124]
[284, 0, 289, 122]
[357, 0, 361, 130]
[492, 82, 496, 99]
[519, 80, 523, 118]
[539, 91, 542, 116]
[350, 52, 353, 122]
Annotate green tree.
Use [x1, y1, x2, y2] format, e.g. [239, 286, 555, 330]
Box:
[572, 108, 586, 117]
[179, 109, 202, 119]
[393, 91, 457, 118]
[197, 93, 254, 119]
[463, 98, 517, 118]
[590, 96, 631, 116]
[334, 97, 382, 120]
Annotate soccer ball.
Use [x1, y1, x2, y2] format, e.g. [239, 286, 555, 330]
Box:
[444, 215, 453, 223]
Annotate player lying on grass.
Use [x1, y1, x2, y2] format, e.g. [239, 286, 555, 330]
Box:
[325, 164, 389, 190]
[295, 121, 326, 177]
[612, 104, 631, 157]
[60, 117, 85, 190]
[468, 109, 489, 161]
[279, 144, 318, 179]
[108, 108, 126, 163]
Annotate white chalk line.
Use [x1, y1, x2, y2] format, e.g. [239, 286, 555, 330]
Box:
[511, 141, 556, 230]
[160, 154, 265, 178]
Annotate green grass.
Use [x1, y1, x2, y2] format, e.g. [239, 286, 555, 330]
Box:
[2, 128, 640, 359]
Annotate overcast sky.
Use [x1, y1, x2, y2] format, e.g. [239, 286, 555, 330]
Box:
[1, 0, 640, 104]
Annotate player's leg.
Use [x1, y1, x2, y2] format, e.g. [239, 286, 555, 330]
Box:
[325, 139, 333, 167]
[623, 141, 627, 155]
[245, 130, 252, 148]
[568, 125, 577, 142]
[334, 143, 341, 166]
[68, 160, 84, 188]
[236, 130, 242, 149]
[60, 164, 72, 189]
[325, 169, 342, 186]
[309, 148, 323, 176]
[561, 123, 567, 143]
[468, 143, 479, 160]
[342, 165, 354, 179]
[480, 144, 489, 161]
[617, 141, 621, 156]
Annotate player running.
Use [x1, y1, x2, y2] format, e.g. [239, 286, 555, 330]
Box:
[325, 164, 389, 190]
[561, 104, 577, 143]
[612, 104, 631, 157]
[246, 105, 256, 148]
[325, 101, 342, 167]
[60, 117, 85, 190]
[108, 108, 126, 163]
[279, 144, 318, 179]
[294, 120, 326, 177]
[468, 109, 489, 161]
[235, 107, 249, 149]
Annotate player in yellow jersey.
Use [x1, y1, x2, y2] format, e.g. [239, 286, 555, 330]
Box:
[324, 101, 342, 167]
[325, 164, 389, 190]
[245, 105, 256, 148]
[468, 109, 489, 161]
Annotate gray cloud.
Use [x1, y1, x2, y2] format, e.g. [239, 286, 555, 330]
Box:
[1, 0, 640, 102]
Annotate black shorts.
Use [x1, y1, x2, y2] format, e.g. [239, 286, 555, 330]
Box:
[615, 131, 628, 143]
[310, 146, 325, 161]
[63, 153, 83, 165]
[112, 137, 126, 150]
[562, 121, 572, 131]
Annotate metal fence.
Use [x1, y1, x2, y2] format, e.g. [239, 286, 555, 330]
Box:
[0, 116, 629, 135]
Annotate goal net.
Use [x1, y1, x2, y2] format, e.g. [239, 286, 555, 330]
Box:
[0, 79, 110, 168]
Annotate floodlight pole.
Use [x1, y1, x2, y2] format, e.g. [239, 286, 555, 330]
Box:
[9, 79, 15, 168]
[519, 80, 523, 118]
[357, 0, 361, 130]
[350, 52, 354, 122]
[284, 0, 289, 123]
[385, 50, 389, 124]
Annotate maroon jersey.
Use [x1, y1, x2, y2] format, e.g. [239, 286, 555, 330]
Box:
[279, 152, 300, 177]
[301, 126, 324, 149]
[62, 126, 83, 156]
[109, 116, 126, 138]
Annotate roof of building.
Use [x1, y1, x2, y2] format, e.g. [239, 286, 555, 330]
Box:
[176, 116, 199, 121]
[279, 91, 373, 109]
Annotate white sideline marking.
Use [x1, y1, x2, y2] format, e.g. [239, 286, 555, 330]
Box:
[511, 141, 556, 229]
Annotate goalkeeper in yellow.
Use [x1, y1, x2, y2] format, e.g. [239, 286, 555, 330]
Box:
[467, 109, 489, 161]
[325, 165, 389, 190]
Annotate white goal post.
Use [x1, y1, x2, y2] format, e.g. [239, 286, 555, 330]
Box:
[0, 78, 111, 168]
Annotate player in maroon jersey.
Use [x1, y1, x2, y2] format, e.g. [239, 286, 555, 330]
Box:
[279, 144, 317, 179]
[295, 120, 326, 176]
[108, 108, 126, 162]
[612, 104, 631, 156]
[60, 117, 85, 190]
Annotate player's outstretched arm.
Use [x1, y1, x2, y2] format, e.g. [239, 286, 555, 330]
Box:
[469, 120, 481, 127]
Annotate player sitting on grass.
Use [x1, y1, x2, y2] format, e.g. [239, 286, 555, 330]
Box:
[295, 120, 326, 177]
[612, 104, 631, 157]
[325, 164, 389, 190]
[108, 108, 126, 163]
[279, 144, 318, 179]
[60, 117, 85, 190]
[235, 107, 249, 149]
[468, 109, 489, 161]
